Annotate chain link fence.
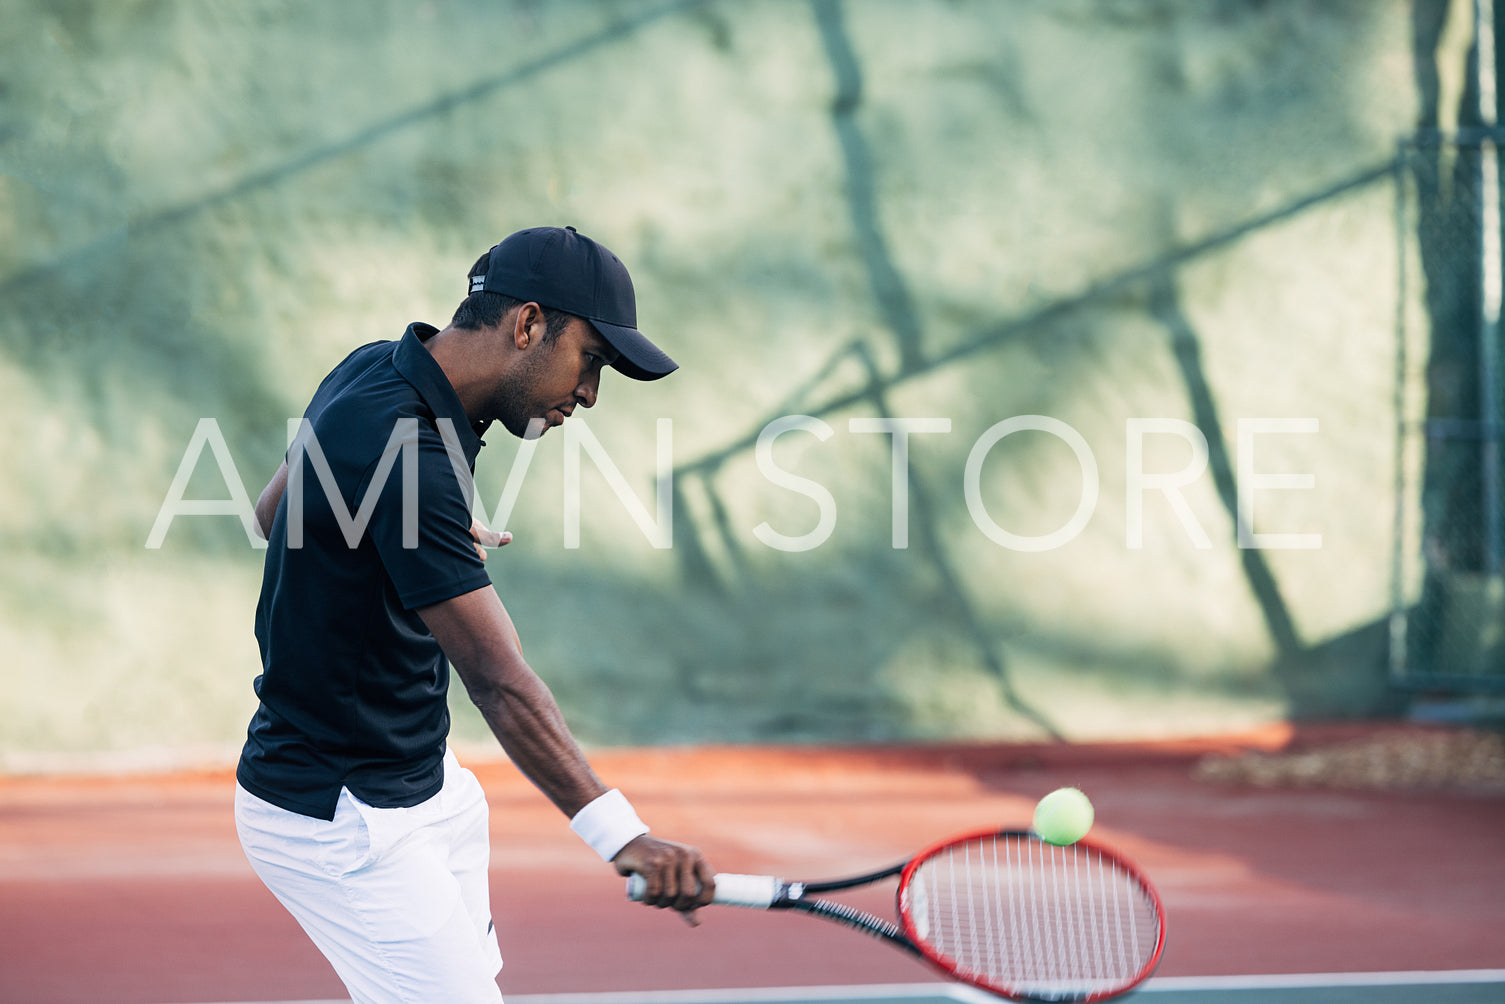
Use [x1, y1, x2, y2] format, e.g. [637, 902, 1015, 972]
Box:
[1392, 131, 1505, 694]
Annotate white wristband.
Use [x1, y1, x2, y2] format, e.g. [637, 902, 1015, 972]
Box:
[570, 788, 649, 862]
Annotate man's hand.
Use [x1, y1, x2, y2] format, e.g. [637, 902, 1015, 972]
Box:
[613, 834, 716, 925]
[469, 519, 512, 561]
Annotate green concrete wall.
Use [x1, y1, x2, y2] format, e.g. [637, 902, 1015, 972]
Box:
[0, 0, 1429, 766]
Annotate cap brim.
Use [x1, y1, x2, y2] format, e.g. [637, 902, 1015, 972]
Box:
[588, 318, 678, 381]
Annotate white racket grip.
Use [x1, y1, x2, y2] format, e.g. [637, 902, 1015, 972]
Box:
[625, 872, 781, 909]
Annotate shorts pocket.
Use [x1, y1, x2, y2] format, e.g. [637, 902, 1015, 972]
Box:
[322, 788, 380, 877]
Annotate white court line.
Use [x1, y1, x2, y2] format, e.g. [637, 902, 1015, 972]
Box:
[503, 969, 1505, 1001]
[507, 987, 992, 1003]
[172, 990, 982, 1004]
[176, 969, 1505, 1004]
[170, 988, 985, 1004]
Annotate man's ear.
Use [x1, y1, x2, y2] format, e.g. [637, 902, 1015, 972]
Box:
[512, 301, 544, 350]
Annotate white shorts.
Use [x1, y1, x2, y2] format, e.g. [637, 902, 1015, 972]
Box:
[235, 748, 504, 1004]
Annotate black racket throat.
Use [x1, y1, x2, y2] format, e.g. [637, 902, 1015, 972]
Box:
[781, 894, 920, 956]
[762, 833, 1036, 958]
[796, 860, 905, 895]
[764, 870, 916, 956]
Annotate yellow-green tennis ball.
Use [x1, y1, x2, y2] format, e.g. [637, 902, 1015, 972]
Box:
[1033, 787, 1094, 845]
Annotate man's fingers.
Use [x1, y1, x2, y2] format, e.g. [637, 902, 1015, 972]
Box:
[618, 836, 713, 920]
[640, 869, 661, 905]
[674, 856, 703, 911]
[660, 865, 679, 907]
[468, 521, 512, 560]
[693, 860, 717, 907]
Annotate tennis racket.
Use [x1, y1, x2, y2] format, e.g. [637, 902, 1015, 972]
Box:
[627, 827, 1165, 1002]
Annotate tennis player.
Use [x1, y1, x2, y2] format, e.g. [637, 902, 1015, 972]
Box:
[234, 226, 714, 1003]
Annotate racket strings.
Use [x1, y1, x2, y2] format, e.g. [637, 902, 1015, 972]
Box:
[907, 835, 1160, 999]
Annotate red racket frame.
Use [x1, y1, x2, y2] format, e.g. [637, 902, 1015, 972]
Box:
[895, 828, 1167, 1002]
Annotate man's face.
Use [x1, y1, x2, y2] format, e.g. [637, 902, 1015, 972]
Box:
[489, 315, 619, 438]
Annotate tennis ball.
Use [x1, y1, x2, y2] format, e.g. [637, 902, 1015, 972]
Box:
[1032, 787, 1094, 845]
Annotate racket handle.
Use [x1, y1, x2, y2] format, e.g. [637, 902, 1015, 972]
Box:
[625, 872, 781, 909]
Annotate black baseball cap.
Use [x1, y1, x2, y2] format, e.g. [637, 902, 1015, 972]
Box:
[469, 226, 677, 381]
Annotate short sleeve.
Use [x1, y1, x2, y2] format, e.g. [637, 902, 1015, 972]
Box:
[363, 420, 492, 610]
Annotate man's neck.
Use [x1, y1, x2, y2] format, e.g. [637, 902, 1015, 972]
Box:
[423, 324, 492, 425]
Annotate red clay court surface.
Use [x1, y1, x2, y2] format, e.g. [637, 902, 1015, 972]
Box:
[0, 724, 1501, 1003]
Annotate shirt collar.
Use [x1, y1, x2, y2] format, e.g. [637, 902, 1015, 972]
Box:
[392, 323, 488, 464]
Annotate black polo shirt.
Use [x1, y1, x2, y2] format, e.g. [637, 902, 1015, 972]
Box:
[237, 323, 492, 820]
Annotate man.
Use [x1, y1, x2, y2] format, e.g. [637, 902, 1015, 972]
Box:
[235, 226, 714, 1003]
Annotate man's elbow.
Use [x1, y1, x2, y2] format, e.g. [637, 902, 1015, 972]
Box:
[462, 679, 522, 728]
[455, 654, 534, 719]
[252, 503, 274, 540]
[253, 463, 289, 542]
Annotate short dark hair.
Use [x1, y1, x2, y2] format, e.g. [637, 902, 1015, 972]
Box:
[453, 252, 574, 341]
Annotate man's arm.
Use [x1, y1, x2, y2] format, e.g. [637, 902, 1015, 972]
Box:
[254, 461, 289, 541]
[417, 586, 714, 916]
